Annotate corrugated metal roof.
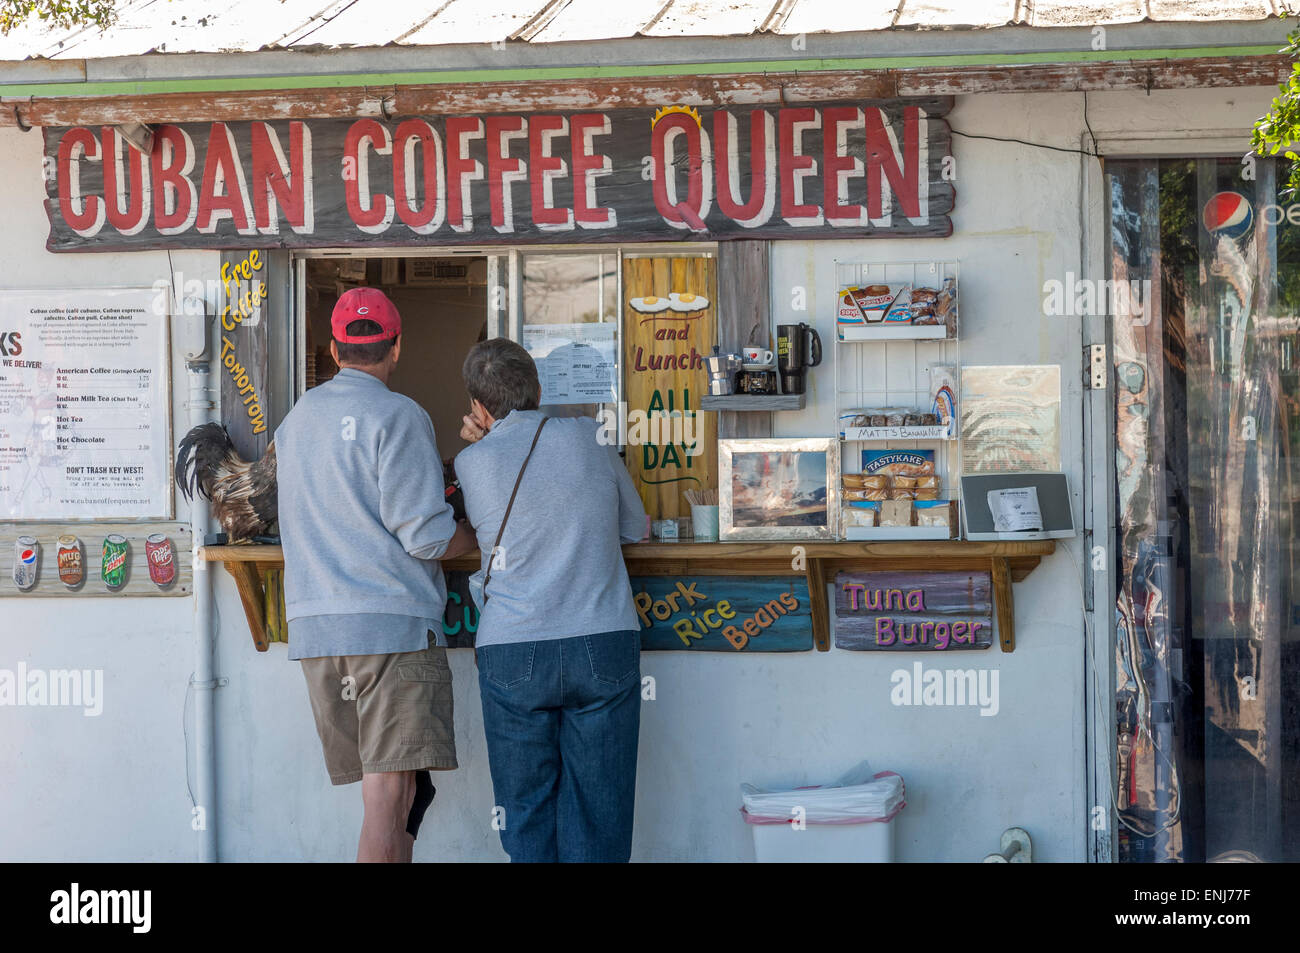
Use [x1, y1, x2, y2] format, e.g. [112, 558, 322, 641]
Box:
[0, 0, 1293, 61]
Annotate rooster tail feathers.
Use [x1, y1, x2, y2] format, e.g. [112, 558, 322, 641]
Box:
[175, 422, 237, 502]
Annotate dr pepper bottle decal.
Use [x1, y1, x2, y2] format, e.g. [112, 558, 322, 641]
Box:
[101, 534, 129, 590]
[56, 535, 84, 587]
[145, 534, 175, 587]
[13, 536, 38, 591]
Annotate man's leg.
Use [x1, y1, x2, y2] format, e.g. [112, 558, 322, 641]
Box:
[556, 631, 642, 862]
[477, 639, 562, 862]
[358, 770, 416, 863]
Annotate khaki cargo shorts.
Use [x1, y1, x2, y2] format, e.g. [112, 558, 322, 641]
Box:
[301, 639, 459, 785]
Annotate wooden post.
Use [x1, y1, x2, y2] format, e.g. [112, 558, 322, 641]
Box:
[715, 241, 772, 440]
[807, 558, 830, 651]
[991, 557, 1014, 652]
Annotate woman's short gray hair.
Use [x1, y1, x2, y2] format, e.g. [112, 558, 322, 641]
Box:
[462, 338, 541, 419]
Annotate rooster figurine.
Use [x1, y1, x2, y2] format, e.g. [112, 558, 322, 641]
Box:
[175, 423, 279, 542]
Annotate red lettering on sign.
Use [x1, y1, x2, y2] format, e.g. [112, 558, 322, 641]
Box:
[571, 112, 616, 229]
[151, 125, 198, 235]
[528, 115, 573, 230]
[251, 120, 313, 235]
[778, 108, 822, 227]
[713, 109, 775, 228]
[446, 116, 485, 233]
[486, 115, 528, 233]
[393, 119, 444, 234]
[865, 105, 923, 224]
[101, 126, 150, 235]
[651, 113, 710, 231]
[342, 119, 393, 234]
[57, 127, 105, 238]
[822, 106, 868, 227]
[196, 123, 254, 235]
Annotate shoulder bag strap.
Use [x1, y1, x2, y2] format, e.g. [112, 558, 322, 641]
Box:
[481, 416, 548, 604]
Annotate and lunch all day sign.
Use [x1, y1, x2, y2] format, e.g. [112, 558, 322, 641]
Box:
[42, 98, 954, 251]
[834, 571, 994, 651]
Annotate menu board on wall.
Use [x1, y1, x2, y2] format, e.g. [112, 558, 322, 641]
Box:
[522, 321, 618, 405]
[0, 289, 171, 520]
[622, 256, 717, 520]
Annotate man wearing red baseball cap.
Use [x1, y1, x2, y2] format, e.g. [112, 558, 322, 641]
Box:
[275, 286, 475, 862]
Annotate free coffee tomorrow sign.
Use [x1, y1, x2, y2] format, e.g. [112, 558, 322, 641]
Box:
[42, 98, 954, 251]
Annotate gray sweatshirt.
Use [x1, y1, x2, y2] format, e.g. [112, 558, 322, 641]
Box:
[454, 409, 647, 647]
[275, 368, 457, 651]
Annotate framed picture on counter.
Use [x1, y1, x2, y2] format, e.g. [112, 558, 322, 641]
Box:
[719, 438, 839, 540]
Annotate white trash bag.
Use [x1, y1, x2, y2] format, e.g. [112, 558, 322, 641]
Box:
[741, 761, 905, 825]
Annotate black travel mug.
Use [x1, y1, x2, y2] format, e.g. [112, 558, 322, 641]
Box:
[776, 323, 823, 395]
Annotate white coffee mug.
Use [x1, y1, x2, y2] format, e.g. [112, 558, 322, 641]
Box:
[743, 347, 773, 364]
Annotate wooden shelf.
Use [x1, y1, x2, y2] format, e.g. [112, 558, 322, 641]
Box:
[700, 394, 806, 411]
[203, 539, 1051, 655]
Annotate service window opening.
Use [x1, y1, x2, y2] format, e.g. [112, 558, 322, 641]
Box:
[303, 256, 488, 455]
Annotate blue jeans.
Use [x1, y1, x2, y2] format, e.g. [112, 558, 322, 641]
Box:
[477, 630, 641, 863]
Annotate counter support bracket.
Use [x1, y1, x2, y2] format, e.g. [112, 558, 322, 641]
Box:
[991, 557, 1014, 653]
[806, 558, 830, 652]
[222, 561, 269, 653]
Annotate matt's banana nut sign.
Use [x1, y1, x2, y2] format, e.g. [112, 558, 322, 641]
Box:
[43, 98, 954, 251]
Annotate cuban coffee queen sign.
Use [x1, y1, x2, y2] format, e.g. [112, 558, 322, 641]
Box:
[42, 98, 954, 250]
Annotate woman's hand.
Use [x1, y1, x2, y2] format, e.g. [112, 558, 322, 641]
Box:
[459, 402, 492, 443]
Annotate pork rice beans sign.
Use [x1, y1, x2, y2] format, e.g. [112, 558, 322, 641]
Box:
[42, 99, 954, 251]
[633, 575, 813, 652]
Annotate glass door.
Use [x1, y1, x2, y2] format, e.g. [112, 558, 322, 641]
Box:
[1107, 156, 1300, 862]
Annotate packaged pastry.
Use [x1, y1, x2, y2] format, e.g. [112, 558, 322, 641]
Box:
[915, 500, 953, 530]
[889, 488, 915, 501]
[912, 287, 939, 305]
[893, 476, 918, 489]
[862, 449, 935, 478]
[848, 283, 907, 323]
[880, 500, 913, 527]
[843, 501, 880, 527]
[842, 473, 867, 488]
[862, 475, 888, 490]
[837, 288, 867, 325]
[915, 475, 939, 489]
[915, 489, 939, 501]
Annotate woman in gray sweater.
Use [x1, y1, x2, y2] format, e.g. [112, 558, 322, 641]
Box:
[454, 337, 647, 863]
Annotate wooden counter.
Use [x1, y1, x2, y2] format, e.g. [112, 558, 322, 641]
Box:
[203, 539, 1054, 654]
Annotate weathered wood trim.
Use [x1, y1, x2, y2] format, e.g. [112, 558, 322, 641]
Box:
[715, 240, 773, 440]
[3, 54, 1288, 128]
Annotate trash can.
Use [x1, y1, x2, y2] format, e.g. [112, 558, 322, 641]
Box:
[741, 764, 905, 863]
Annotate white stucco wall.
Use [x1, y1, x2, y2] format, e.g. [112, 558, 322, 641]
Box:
[0, 84, 1277, 861]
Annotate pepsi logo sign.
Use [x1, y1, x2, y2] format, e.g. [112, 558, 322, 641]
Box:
[1203, 192, 1253, 240]
[20, 549, 36, 564]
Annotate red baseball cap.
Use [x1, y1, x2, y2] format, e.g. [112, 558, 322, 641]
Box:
[332, 287, 401, 343]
